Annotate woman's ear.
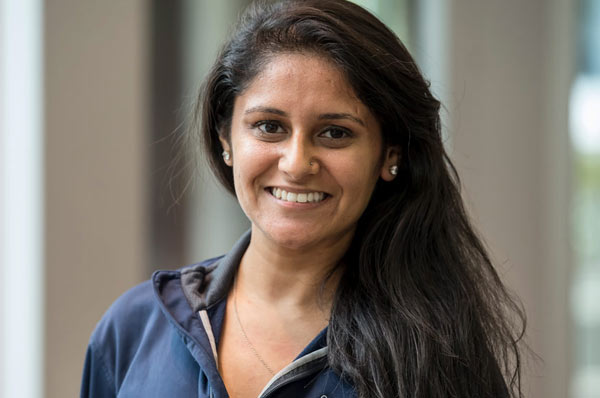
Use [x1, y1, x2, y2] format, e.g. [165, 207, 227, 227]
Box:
[218, 136, 233, 167]
[380, 146, 401, 181]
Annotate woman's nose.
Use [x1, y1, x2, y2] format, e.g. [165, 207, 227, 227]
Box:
[278, 135, 318, 180]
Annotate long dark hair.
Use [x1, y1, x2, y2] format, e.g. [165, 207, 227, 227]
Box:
[195, 1, 526, 397]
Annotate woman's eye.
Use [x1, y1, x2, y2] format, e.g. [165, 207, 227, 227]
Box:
[255, 121, 284, 134]
[321, 127, 351, 139]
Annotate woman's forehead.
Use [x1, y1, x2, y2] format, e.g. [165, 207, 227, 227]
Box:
[235, 53, 377, 126]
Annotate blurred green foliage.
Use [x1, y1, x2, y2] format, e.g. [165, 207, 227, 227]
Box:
[577, 153, 600, 189]
[573, 152, 600, 268]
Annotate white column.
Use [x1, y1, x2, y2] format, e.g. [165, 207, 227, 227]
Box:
[0, 0, 44, 397]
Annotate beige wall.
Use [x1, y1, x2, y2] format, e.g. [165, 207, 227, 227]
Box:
[44, 1, 149, 397]
[449, 0, 574, 397]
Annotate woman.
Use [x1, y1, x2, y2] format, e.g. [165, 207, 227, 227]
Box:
[81, 0, 525, 397]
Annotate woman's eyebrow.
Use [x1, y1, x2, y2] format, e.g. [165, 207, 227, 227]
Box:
[245, 106, 365, 127]
[244, 106, 287, 116]
[318, 113, 365, 126]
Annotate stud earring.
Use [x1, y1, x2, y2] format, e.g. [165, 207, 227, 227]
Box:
[389, 165, 398, 176]
[222, 151, 230, 162]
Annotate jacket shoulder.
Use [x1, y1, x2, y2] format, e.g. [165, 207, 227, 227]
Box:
[91, 256, 223, 349]
[96, 279, 157, 337]
[81, 257, 227, 398]
[82, 280, 159, 397]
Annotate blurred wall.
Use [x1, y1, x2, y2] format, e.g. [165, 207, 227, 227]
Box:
[44, 1, 149, 397]
[448, 1, 574, 397]
[182, 0, 251, 266]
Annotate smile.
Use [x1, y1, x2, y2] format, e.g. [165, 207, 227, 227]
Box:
[269, 187, 328, 203]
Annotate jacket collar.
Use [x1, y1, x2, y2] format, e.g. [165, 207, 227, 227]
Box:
[180, 229, 251, 312]
[151, 230, 335, 398]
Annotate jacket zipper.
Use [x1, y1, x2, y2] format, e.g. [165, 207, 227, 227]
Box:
[258, 348, 328, 398]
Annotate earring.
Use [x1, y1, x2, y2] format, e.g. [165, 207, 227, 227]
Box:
[389, 165, 398, 176]
[222, 151, 230, 161]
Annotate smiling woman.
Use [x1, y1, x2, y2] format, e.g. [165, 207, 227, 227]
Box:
[220, 53, 396, 254]
[81, 1, 526, 397]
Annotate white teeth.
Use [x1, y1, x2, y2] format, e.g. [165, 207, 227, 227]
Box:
[270, 188, 326, 203]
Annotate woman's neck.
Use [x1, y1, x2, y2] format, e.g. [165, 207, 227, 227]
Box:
[235, 227, 350, 315]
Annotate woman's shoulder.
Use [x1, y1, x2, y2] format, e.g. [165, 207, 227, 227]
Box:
[82, 279, 162, 397]
[86, 277, 164, 371]
[92, 256, 225, 340]
[81, 257, 226, 397]
[94, 279, 156, 334]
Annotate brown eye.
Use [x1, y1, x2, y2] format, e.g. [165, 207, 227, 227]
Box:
[256, 121, 284, 134]
[321, 127, 351, 139]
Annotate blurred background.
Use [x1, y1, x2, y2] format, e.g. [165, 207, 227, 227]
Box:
[0, 0, 597, 397]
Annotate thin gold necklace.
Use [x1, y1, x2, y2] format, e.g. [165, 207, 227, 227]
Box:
[233, 278, 276, 376]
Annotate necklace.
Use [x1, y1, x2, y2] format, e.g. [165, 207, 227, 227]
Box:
[233, 279, 276, 376]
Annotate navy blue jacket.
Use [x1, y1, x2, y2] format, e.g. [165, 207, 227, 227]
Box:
[81, 231, 355, 397]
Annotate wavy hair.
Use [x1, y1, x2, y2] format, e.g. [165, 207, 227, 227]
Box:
[194, 1, 526, 397]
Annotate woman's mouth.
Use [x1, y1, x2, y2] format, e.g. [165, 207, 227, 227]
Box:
[268, 187, 329, 203]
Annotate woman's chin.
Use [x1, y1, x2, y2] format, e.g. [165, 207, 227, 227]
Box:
[252, 221, 355, 253]
[253, 223, 326, 251]
[268, 231, 319, 251]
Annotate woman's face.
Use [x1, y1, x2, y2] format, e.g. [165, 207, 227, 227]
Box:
[221, 53, 398, 251]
